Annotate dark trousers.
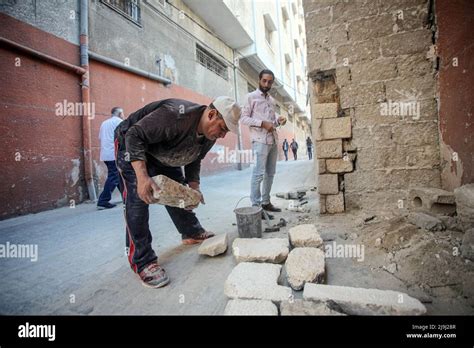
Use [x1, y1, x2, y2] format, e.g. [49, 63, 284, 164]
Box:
[292, 149, 297, 160]
[283, 150, 288, 161]
[98, 161, 122, 205]
[115, 141, 204, 273]
[307, 146, 313, 160]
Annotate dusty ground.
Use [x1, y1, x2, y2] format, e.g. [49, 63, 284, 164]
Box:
[0, 158, 472, 315]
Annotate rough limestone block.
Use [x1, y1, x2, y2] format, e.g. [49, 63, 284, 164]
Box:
[318, 159, 326, 174]
[232, 238, 289, 263]
[318, 174, 339, 195]
[152, 175, 201, 208]
[461, 228, 474, 261]
[303, 284, 427, 315]
[224, 262, 292, 303]
[407, 212, 445, 231]
[454, 184, 474, 232]
[409, 187, 456, 215]
[326, 193, 345, 214]
[285, 248, 326, 290]
[198, 233, 228, 256]
[326, 158, 353, 173]
[316, 139, 343, 159]
[313, 103, 338, 119]
[289, 224, 323, 248]
[224, 299, 278, 315]
[280, 300, 346, 316]
[315, 117, 352, 140]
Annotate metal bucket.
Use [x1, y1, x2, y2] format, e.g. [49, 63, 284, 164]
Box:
[234, 197, 262, 238]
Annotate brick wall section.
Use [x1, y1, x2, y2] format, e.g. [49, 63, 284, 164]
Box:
[304, 0, 442, 213]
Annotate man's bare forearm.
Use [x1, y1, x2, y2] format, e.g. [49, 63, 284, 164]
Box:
[131, 160, 149, 180]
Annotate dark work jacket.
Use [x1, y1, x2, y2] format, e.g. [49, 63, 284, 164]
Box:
[115, 99, 215, 183]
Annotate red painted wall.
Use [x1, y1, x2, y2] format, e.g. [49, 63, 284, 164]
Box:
[436, 0, 474, 189]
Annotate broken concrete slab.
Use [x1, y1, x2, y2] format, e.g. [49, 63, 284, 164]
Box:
[409, 187, 456, 215]
[280, 299, 346, 316]
[285, 248, 325, 290]
[454, 184, 474, 232]
[224, 262, 292, 303]
[224, 299, 278, 315]
[461, 228, 474, 261]
[198, 233, 228, 257]
[303, 284, 427, 315]
[407, 212, 445, 231]
[232, 238, 289, 263]
[288, 224, 323, 248]
[152, 175, 201, 208]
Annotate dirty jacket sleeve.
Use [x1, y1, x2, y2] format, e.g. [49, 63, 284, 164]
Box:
[125, 108, 179, 162]
[184, 141, 215, 184]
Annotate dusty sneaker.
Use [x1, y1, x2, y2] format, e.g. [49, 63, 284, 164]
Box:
[182, 230, 215, 245]
[138, 262, 170, 288]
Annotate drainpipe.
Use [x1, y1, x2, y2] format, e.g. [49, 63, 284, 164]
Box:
[232, 49, 243, 170]
[80, 0, 97, 202]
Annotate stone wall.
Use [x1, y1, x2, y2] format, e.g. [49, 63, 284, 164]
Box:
[303, 0, 441, 213]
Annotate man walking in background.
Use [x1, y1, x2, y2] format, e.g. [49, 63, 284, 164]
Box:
[290, 138, 298, 161]
[282, 138, 289, 161]
[241, 69, 287, 214]
[97, 107, 124, 209]
[306, 136, 313, 160]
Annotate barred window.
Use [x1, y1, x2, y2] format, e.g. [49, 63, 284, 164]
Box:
[101, 0, 141, 24]
[196, 44, 228, 80]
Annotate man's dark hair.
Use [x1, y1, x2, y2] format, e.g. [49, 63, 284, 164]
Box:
[259, 69, 275, 80]
[111, 107, 122, 116]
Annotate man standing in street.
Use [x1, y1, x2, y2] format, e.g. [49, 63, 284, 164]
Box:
[282, 138, 289, 161]
[115, 97, 240, 288]
[306, 136, 313, 160]
[241, 69, 287, 214]
[290, 138, 299, 160]
[97, 107, 124, 209]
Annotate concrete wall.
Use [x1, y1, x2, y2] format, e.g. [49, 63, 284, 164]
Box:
[304, 0, 442, 213]
[436, 0, 474, 190]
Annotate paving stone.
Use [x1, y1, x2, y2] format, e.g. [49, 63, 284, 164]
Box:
[313, 103, 338, 119]
[289, 224, 323, 248]
[303, 284, 427, 315]
[326, 193, 345, 214]
[152, 175, 201, 208]
[315, 117, 352, 140]
[224, 299, 278, 315]
[285, 248, 325, 290]
[232, 238, 289, 263]
[316, 139, 343, 159]
[318, 174, 339, 195]
[280, 299, 346, 316]
[224, 262, 292, 303]
[407, 212, 445, 231]
[198, 233, 228, 256]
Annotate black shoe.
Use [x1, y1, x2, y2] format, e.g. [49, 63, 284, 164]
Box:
[97, 202, 116, 210]
[262, 203, 282, 212]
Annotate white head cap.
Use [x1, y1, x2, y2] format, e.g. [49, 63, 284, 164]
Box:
[212, 96, 241, 134]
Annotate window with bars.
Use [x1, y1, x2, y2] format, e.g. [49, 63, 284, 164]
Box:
[196, 44, 228, 80]
[101, 0, 141, 24]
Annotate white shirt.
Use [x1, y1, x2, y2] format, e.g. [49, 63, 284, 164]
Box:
[240, 89, 279, 145]
[99, 116, 122, 161]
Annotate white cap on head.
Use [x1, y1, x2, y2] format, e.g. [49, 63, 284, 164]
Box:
[212, 96, 241, 134]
